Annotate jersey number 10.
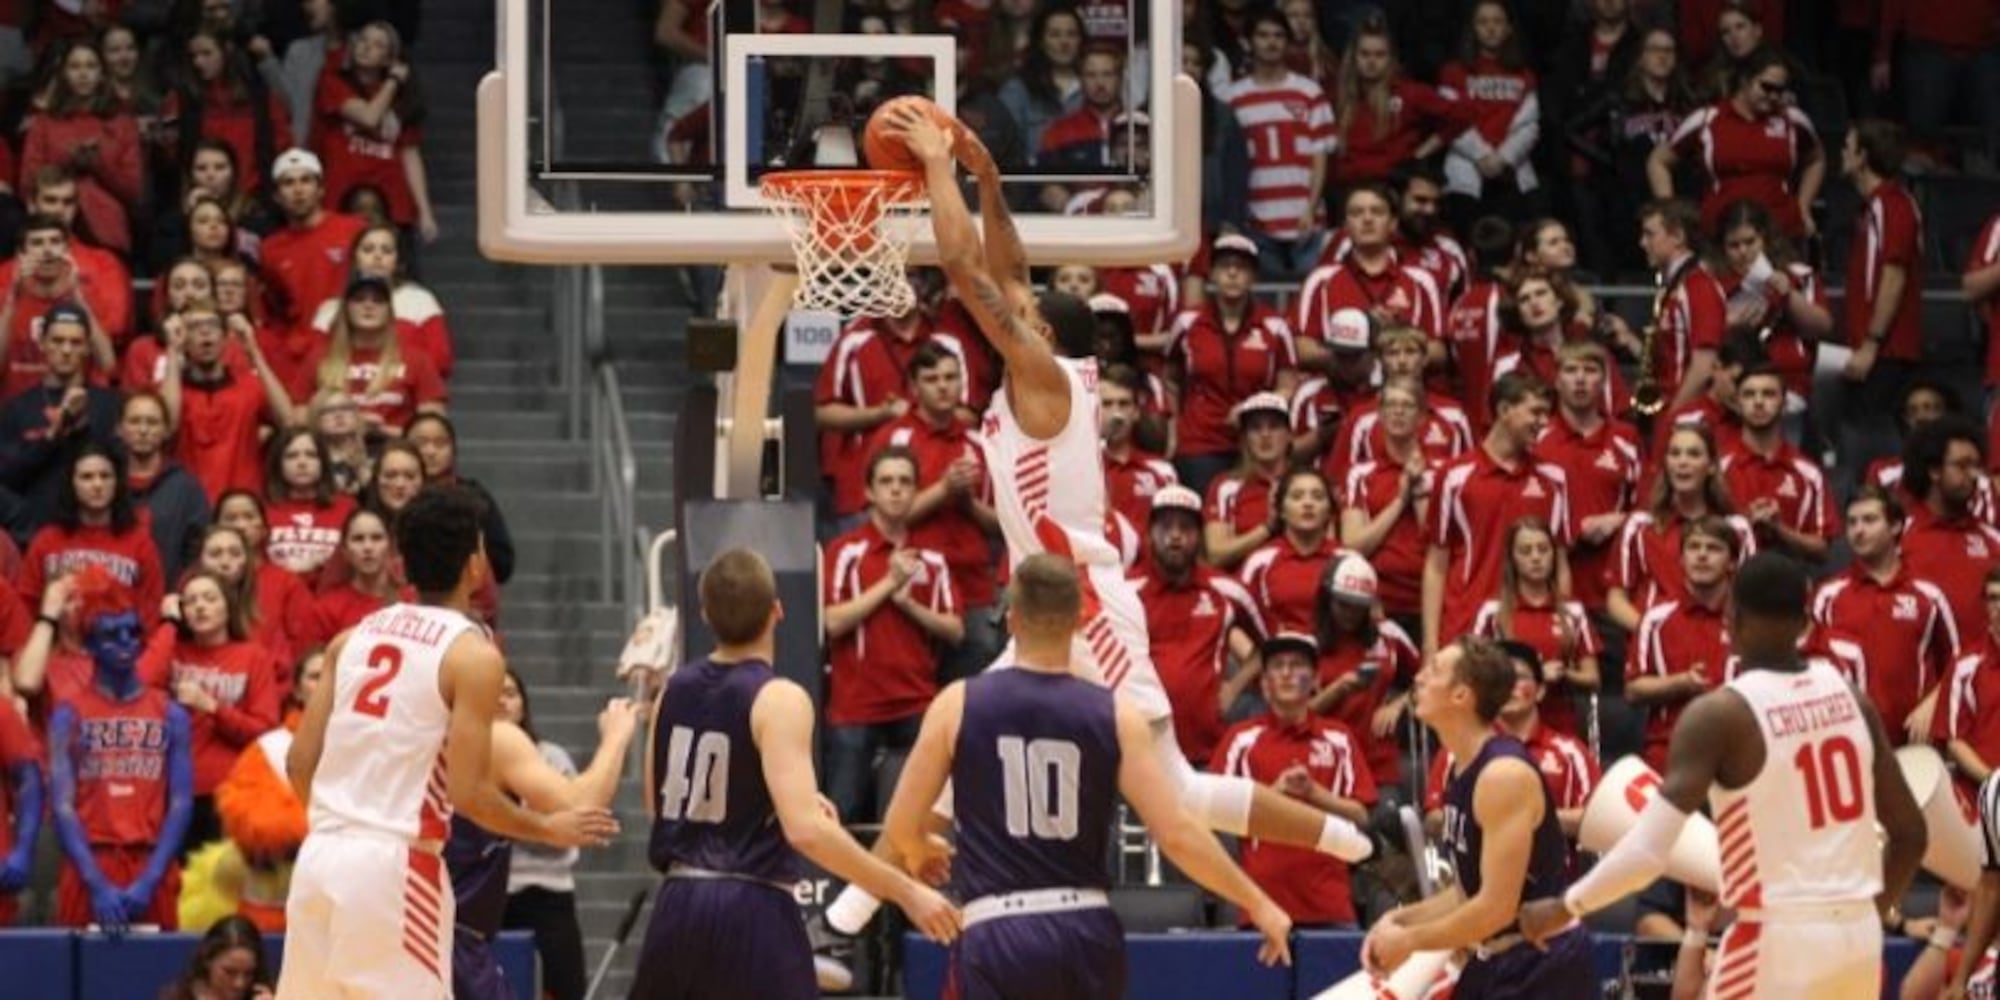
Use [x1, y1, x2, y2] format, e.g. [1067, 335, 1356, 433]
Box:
[659, 727, 731, 823]
[1794, 735, 1865, 829]
[998, 736, 1080, 841]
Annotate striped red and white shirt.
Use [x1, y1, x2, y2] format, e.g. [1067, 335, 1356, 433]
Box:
[1220, 72, 1336, 240]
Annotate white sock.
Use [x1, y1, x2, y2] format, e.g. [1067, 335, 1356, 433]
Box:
[825, 885, 883, 936]
[1318, 815, 1374, 862]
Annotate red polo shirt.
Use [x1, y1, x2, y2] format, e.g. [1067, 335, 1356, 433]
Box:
[176, 371, 277, 503]
[1658, 395, 1744, 459]
[1166, 303, 1299, 457]
[1535, 414, 1641, 612]
[1205, 470, 1281, 538]
[864, 412, 996, 608]
[1630, 598, 1730, 770]
[1098, 264, 1181, 338]
[1295, 253, 1445, 343]
[1811, 564, 1959, 736]
[1322, 396, 1472, 487]
[1845, 180, 1925, 360]
[1492, 333, 1632, 423]
[1470, 597, 1602, 739]
[1289, 375, 1376, 449]
[1104, 447, 1178, 540]
[1670, 101, 1818, 239]
[1719, 437, 1836, 544]
[1940, 640, 2000, 803]
[1339, 460, 1434, 617]
[1210, 713, 1376, 926]
[1426, 447, 1572, 644]
[1240, 535, 1345, 636]
[819, 523, 957, 726]
[1314, 621, 1420, 785]
[1870, 458, 1999, 527]
[1423, 721, 1600, 817]
[1902, 505, 2000, 651]
[813, 317, 940, 515]
[1605, 513, 1758, 615]
[1647, 261, 1729, 408]
[1133, 565, 1263, 764]
[1445, 281, 1509, 436]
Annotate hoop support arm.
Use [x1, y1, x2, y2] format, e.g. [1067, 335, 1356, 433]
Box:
[723, 268, 801, 500]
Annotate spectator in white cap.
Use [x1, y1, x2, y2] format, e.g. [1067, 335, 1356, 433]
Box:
[1099, 362, 1179, 533]
[259, 148, 368, 336]
[1131, 483, 1264, 765]
[1309, 553, 1421, 791]
[1210, 628, 1377, 929]
[1167, 233, 1300, 495]
[1203, 391, 1296, 571]
[1289, 307, 1383, 464]
[1336, 376, 1439, 630]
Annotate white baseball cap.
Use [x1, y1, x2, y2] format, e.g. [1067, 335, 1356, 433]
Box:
[1328, 556, 1379, 606]
[1089, 292, 1131, 316]
[1232, 391, 1290, 426]
[1212, 233, 1259, 262]
[272, 148, 323, 180]
[1150, 484, 1203, 519]
[1327, 308, 1372, 352]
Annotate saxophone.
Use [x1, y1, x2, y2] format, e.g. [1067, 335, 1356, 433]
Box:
[1629, 267, 1672, 419]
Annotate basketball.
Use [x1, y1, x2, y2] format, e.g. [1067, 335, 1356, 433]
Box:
[863, 95, 949, 173]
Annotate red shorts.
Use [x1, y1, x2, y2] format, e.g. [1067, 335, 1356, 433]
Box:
[57, 846, 181, 929]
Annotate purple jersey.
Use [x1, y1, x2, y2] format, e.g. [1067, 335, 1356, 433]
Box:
[1440, 735, 1569, 907]
[953, 669, 1120, 901]
[445, 815, 511, 937]
[646, 657, 800, 885]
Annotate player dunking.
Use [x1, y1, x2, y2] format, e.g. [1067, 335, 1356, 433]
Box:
[628, 549, 959, 998]
[1363, 636, 1595, 996]
[885, 555, 1292, 998]
[1521, 553, 1928, 998]
[824, 91, 1371, 942]
[280, 487, 619, 998]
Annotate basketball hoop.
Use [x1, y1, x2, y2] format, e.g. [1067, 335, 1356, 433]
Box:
[760, 170, 928, 317]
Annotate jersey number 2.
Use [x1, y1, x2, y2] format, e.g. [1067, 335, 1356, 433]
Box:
[998, 736, 1080, 841]
[659, 726, 730, 823]
[351, 644, 403, 719]
[1794, 735, 1865, 829]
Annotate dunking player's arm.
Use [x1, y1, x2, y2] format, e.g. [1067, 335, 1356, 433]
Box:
[1368, 759, 1545, 967]
[884, 684, 1295, 968]
[751, 677, 962, 944]
[885, 105, 1069, 440]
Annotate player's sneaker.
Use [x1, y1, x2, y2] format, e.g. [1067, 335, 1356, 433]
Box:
[806, 913, 857, 992]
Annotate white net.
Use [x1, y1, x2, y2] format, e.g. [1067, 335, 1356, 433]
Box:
[760, 171, 928, 318]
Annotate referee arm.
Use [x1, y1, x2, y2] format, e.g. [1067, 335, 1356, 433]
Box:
[1957, 777, 2000, 998]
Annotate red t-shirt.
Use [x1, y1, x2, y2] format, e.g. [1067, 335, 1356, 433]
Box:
[819, 523, 956, 725]
[1167, 303, 1299, 457]
[159, 81, 293, 194]
[1103, 448, 1179, 541]
[255, 561, 323, 687]
[293, 340, 446, 433]
[864, 412, 996, 608]
[175, 371, 276, 503]
[18, 112, 144, 255]
[1425, 448, 1572, 643]
[263, 495, 358, 579]
[1469, 598, 1602, 738]
[1239, 535, 1345, 636]
[259, 211, 368, 331]
[1630, 598, 1730, 770]
[310, 284, 455, 381]
[314, 582, 411, 637]
[1812, 564, 1959, 736]
[1295, 254, 1445, 345]
[1670, 101, 1818, 239]
[1605, 512, 1758, 615]
[56, 683, 176, 846]
[20, 521, 163, 630]
[1901, 506, 2000, 652]
[1339, 459, 1435, 617]
[1534, 414, 1641, 611]
[1210, 713, 1376, 926]
[1314, 621, 1420, 785]
[138, 627, 279, 794]
[1330, 79, 1462, 186]
[1876, 0, 2000, 57]
[1845, 180, 1925, 361]
[1133, 565, 1263, 765]
[313, 73, 423, 224]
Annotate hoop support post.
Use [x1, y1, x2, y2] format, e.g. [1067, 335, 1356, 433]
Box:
[722, 266, 800, 500]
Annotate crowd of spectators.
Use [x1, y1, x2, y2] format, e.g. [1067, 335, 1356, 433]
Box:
[786, 0, 2000, 949]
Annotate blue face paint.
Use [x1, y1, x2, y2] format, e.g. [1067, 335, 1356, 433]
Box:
[83, 611, 143, 683]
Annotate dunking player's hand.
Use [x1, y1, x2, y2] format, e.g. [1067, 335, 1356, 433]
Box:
[1246, 898, 1294, 967]
[884, 104, 953, 167]
[893, 878, 962, 945]
[950, 125, 998, 181]
[1517, 896, 1569, 947]
[541, 806, 620, 848]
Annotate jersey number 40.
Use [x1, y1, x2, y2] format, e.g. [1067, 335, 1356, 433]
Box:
[659, 726, 731, 823]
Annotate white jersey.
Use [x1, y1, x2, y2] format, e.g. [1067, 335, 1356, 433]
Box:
[979, 357, 1121, 572]
[307, 604, 479, 842]
[1712, 659, 1881, 910]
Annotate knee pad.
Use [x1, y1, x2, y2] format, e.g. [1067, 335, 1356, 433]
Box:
[1178, 772, 1256, 838]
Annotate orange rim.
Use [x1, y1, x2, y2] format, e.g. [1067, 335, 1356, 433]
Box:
[760, 169, 926, 205]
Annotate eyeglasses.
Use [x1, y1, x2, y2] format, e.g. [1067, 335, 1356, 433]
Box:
[1755, 79, 1789, 96]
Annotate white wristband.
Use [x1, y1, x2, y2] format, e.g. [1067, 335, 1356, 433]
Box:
[1930, 928, 1961, 951]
